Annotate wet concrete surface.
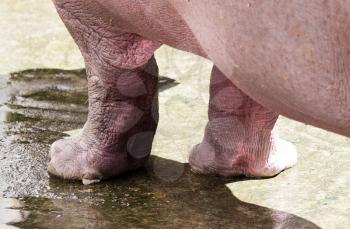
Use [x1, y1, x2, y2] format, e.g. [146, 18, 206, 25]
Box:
[0, 69, 175, 197]
[1, 162, 322, 229]
[0, 69, 320, 228]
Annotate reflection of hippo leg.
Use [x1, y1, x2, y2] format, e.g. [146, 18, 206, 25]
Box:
[48, 1, 160, 182]
[190, 66, 297, 177]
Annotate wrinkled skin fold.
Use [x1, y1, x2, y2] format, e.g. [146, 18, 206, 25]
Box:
[48, 0, 350, 182]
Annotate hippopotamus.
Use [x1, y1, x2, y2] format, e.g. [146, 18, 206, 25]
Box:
[48, 0, 350, 184]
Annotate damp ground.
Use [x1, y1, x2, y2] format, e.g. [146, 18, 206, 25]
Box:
[0, 69, 322, 229]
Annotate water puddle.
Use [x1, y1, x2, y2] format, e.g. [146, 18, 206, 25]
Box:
[1, 160, 321, 229]
[0, 198, 29, 229]
[0, 69, 320, 228]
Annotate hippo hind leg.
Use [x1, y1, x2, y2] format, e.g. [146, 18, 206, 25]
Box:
[189, 66, 298, 177]
[48, 0, 161, 183]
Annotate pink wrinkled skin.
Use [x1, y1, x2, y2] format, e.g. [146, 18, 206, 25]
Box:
[48, 0, 350, 182]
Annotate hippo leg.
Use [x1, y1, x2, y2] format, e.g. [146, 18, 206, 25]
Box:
[48, 1, 160, 182]
[189, 66, 298, 177]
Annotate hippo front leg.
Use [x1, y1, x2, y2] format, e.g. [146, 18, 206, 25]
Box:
[48, 0, 160, 183]
[190, 66, 298, 177]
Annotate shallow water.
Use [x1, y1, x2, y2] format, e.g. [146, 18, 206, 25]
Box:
[0, 0, 349, 228]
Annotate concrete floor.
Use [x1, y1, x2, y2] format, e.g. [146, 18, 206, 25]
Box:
[0, 0, 349, 228]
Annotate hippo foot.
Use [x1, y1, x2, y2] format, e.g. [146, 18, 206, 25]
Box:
[189, 138, 297, 178]
[48, 133, 146, 184]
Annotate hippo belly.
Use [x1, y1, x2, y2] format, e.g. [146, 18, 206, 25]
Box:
[169, 0, 350, 136]
[95, 0, 350, 136]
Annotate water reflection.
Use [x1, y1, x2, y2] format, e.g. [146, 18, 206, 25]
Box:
[0, 198, 29, 228]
